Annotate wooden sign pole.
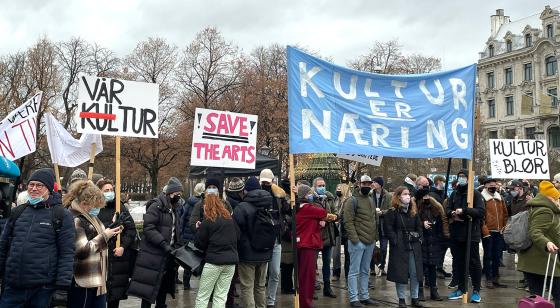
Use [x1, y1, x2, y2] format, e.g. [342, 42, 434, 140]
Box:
[87, 143, 97, 181]
[53, 164, 62, 192]
[115, 137, 121, 248]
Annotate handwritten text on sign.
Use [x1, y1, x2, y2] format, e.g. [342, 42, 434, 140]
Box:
[489, 139, 549, 180]
[0, 92, 42, 161]
[190, 108, 258, 169]
[335, 153, 383, 166]
[76, 75, 159, 138]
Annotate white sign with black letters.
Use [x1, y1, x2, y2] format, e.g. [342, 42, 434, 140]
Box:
[489, 139, 549, 179]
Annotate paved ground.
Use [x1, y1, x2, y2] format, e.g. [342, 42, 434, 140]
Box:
[121, 250, 529, 307]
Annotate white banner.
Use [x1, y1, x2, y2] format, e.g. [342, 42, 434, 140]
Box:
[190, 108, 258, 169]
[490, 139, 549, 180]
[44, 113, 103, 167]
[75, 75, 159, 138]
[0, 92, 42, 161]
[335, 153, 383, 166]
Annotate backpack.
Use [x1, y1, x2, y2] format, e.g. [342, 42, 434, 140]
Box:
[7, 204, 65, 241]
[503, 208, 545, 252]
[249, 206, 276, 251]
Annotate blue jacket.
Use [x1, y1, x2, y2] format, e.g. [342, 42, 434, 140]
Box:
[181, 196, 201, 242]
[0, 195, 76, 288]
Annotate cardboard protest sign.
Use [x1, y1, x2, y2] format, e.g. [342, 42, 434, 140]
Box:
[0, 92, 42, 160]
[335, 153, 383, 166]
[76, 75, 159, 138]
[489, 139, 549, 179]
[191, 108, 258, 169]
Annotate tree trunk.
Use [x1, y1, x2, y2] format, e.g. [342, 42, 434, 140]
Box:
[150, 169, 159, 197]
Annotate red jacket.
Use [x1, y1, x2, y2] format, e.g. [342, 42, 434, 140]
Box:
[296, 203, 327, 250]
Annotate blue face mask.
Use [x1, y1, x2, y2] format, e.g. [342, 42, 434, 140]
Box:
[103, 191, 115, 201]
[306, 194, 315, 203]
[316, 187, 326, 195]
[28, 196, 44, 205]
[89, 208, 100, 216]
[207, 188, 219, 196]
[457, 177, 467, 186]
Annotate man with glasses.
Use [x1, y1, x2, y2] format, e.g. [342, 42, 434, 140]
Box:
[0, 168, 76, 307]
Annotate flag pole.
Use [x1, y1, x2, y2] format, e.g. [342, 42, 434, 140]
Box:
[53, 163, 62, 193]
[289, 154, 299, 308]
[87, 143, 97, 181]
[115, 137, 121, 248]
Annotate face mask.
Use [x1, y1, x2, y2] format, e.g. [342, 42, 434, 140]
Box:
[400, 194, 411, 204]
[103, 191, 115, 201]
[487, 187, 497, 194]
[457, 177, 467, 186]
[171, 195, 181, 204]
[511, 190, 519, 198]
[28, 196, 44, 205]
[436, 184, 444, 190]
[415, 188, 429, 200]
[89, 208, 100, 216]
[336, 191, 342, 197]
[207, 188, 219, 196]
[316, 187, 326, 195]
[360, 187, 371, 196]
[262, 185, 272, 192]
[306, 194, 315, 203]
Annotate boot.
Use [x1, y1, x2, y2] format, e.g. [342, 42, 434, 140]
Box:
[430, 287, 442, 301]
[398, 299, 406, 308]
[418, 288, 425, 301]
[492, 278, 507, 288]
[411, 298, 424, 307]
[323, 282, 337, 298]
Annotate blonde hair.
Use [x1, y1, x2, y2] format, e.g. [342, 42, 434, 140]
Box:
[337, 183, 352, 202]
[63, 180, 105, 209]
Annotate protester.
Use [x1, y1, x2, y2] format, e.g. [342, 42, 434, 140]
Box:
[518, 181, 560, 306]
[480, 177, 508, 289]
[371, 176, 391, 277]
[97, 179, 138, 308]
[510, 180, 532, 216]
[226, 178, 245, 210]
[332, 183, 351, 281]
[64, 180, 123, 308]
[189, 179, 233, 233]
[0, 168, 76, 307]
[233, 177, 274, 308]
[312, 176, 338, 298]
[403, 174, 418, 194]
[343, 175, 378, 307]
[385, 186, 424, 308]
[260, 169, 290, 308]
[194, 187, 240, 308]
[446, 169, 484, 303]
[428, 175, 452, 279]
[430, 175, 447, 204]
[69, 168, 87, 186]
[128, 177, 184, 308]
[181, 182, 205, 290]
[280, 179, 295, 295]
[416, 189, 448, 302]
[553, 173, 560, 190]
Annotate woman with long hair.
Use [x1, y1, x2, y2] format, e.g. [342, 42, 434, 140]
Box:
[385, 186, 424, 308]
[64, 180, 123, 308]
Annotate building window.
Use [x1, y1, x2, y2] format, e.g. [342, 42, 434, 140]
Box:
[525, 127, 536, 139]
[549, 126, 560, 147]
[546, 56, 557, 76]
[547, 24, 554, 38]
[525, 34, 533, 47]
[487, 72, 495, 89]
[505, 129, 516, 139]
[506, 96, 514, 115]
[506, 40, 513, 52]
[489, 131, 498, 139]
[549, 88, 558, 108]
[524, 63, 533, 81]
[488, 45, 494, 57]
[505, 67, 513, 85]
[488, 99, 496, 118]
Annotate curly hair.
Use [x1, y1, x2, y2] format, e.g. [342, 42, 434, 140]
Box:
[391, 186, 417, 217]
[96, 179, 114, 190]
[62, 180, 105, 209]
[203, 194, 231, 222]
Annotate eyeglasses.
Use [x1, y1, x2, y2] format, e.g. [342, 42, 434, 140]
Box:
[28, 183, 45, 190]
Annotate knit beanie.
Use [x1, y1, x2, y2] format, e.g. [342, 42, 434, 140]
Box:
[227, 177, 245, 192]
[166, 177, 184, 194]
[70, 169, 87, 183]
[297, 184, 313, 199]
[205, 178, 222, 191]
[28, 168, 55, 193]
[245, 177, 261, 192]
[193, 183, 206, 197]
[372, 176, 384, 187]
[539, 181, 560, 200]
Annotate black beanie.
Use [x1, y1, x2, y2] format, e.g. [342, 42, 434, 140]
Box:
[29, 168, 55, 193]
[205, 178, 222, 191]
[166, 177, 183, 194]
[245, 177, 261, 192]
[372, 176, 384, 187]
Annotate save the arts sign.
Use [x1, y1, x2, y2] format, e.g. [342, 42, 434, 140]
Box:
[75, 75, 159, 138]
[490, 139, 549, 180]
[191, 108, 258, 169]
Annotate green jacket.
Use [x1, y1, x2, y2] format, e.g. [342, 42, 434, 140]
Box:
[518, 194, 560, 276]
[343, 192, 378, 245]
[317, 191, 337, 247]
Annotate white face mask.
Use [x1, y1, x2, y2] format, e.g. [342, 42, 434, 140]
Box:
[400, 194, 411, 204]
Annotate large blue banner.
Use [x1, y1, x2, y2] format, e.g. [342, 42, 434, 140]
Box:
[287, 46, 476, 159]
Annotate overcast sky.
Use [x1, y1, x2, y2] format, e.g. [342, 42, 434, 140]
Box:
[0, 0, 557, 70]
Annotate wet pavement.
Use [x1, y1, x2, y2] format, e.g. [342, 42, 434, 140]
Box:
[121, 250, 529, 307]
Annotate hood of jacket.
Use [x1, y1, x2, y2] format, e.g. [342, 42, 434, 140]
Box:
[527, 193, 560, 214]
[243, 189, 273, 208]
[271, 183, 287, 199]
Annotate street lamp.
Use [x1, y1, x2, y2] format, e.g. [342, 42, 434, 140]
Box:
[259, 145, 270, 156]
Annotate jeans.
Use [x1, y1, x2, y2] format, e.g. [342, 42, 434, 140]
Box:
[396, 252, 420, 300]
[525, 271, 560, 308]
[238, 262, 268, 308]
[482, 232, 504, 280]
[453, 240, 482, 293]
[347, 240, 374, 302]
[68, 283, 107, 308]
[195, 263, 236, 308]
[321, 245, 332, 285]
[266, 241, 282, 305]
[0, 285, 55, 308]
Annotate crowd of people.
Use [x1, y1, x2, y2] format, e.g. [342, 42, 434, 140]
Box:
[0, 166, 560, 308]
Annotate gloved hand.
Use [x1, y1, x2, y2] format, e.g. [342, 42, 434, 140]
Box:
[51, 287, 68, 307]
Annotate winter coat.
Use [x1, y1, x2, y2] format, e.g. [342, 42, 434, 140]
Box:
[189, 199, 233, 234]
[265, 184, 290, 243]
[511, 194, 530, 216]
[98, 200, 138, 302]
[0, 195, 76, 288]
[317, 191, 337, 247]
[343, 192, 378, 245]
[181, 196, 201, 242]
[233, 189, 274, 263]
[417, 197, 447, 266]
[385, 206, 424, 284]
[128, 193, 182, 303]
[518, 194, 560, 276]
[281, 198, 295, 265]
[481, 189, 508, 236]
[446, 187, 485, 243]
[429, 187, 446, 204]
[372, 188, 392, 237]
[195, 217, 240, 265]
[226, 191, 243, 210]
[296, 203, 327, 250]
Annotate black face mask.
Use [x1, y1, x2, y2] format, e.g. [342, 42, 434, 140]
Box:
[360, 187, 371, 196]
[170, 195, 181, 204]
[262, 185, 272, 192]
[488, 187, 497, 194]
[336, 191, 343, 197]
[415, 188, 430, 200]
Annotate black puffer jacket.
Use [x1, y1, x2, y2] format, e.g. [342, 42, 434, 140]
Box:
[233, 190, 273, 263]
[446, 187, 485, 242]
[128, 193, 182, 303]
[195, 216, 240, 265]
[0, 195, 76, 288]
[181, 196, 200, 243]
[98, 200, 138, 302]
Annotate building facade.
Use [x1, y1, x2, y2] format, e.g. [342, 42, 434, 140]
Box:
[478, 6, 560, 167]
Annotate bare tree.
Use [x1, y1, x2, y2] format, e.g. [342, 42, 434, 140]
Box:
[401, 54, 442, 74]
[349, 40, 404, 73]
